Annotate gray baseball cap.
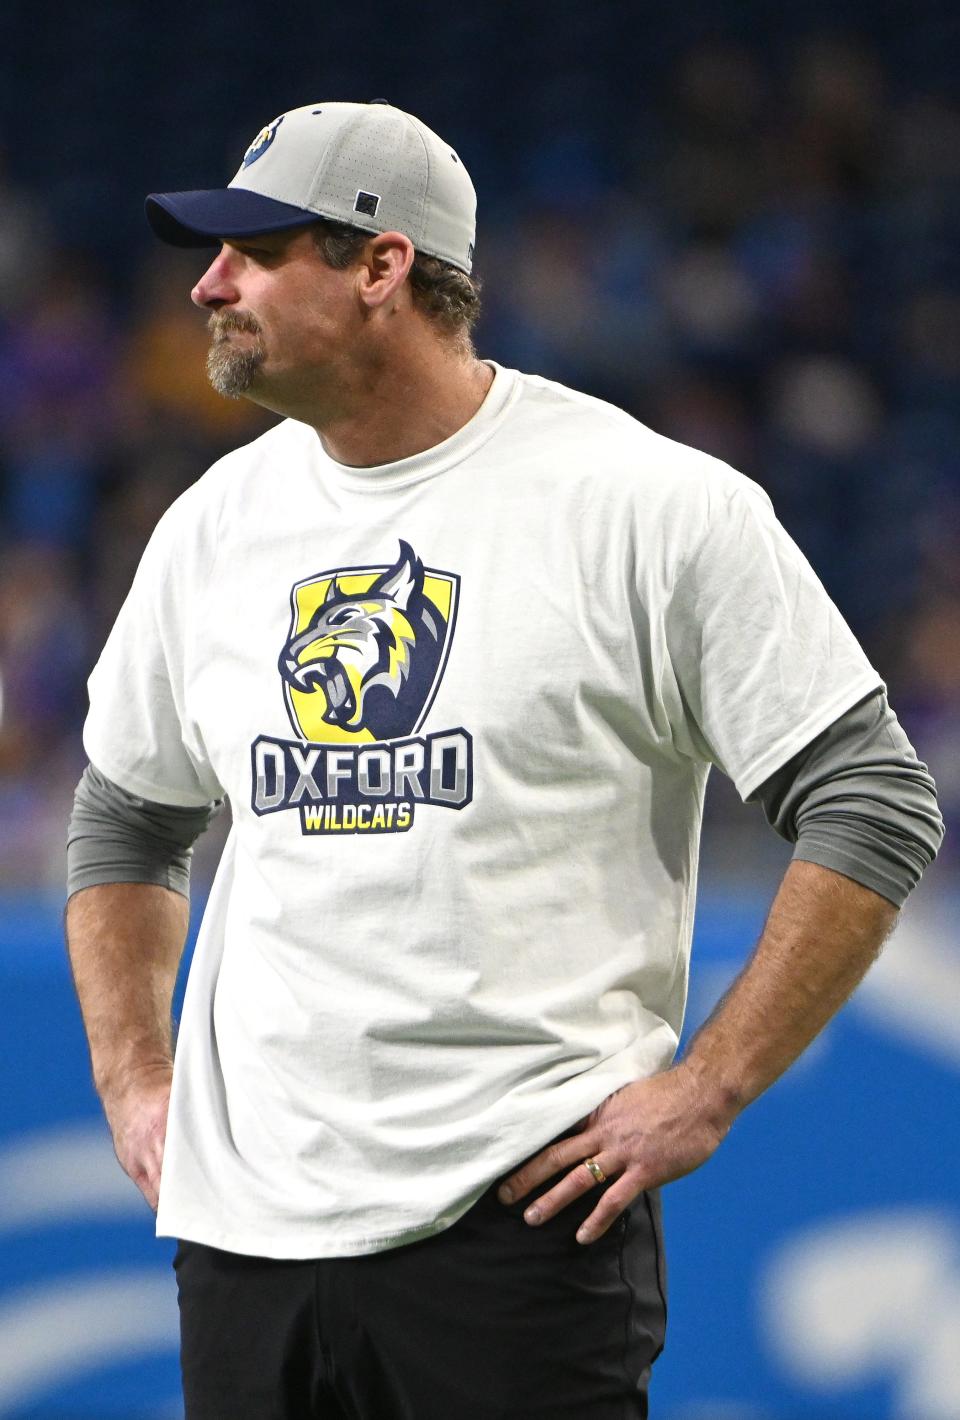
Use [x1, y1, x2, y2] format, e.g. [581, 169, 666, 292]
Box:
[145, 99, 477, 274]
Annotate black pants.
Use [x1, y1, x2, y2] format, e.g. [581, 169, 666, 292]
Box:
[174, 1124, 668, 1419]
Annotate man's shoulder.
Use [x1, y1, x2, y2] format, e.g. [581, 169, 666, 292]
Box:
[514, 367, 647, 439]
[195, 417, 308, 492]
[142, 419, 308, 564]
[162, 418, 308, 519]
[513, 367, 755, 505]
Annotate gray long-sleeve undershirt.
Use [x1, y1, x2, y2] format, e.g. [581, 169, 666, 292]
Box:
[66, 687, 944, 908]
[748, 686, 943, 904]
[66, 768, 224, 901]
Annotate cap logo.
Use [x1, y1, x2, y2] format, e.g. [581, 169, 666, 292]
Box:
[354, 190, 381, 218]
[242, 114, 285, 168]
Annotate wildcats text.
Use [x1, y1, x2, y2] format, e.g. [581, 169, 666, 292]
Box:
[249, 729, 473, 835]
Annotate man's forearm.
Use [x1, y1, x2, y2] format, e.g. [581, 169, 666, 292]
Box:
[679, 859, 900, 1121]
[64, 882, 189, 1102]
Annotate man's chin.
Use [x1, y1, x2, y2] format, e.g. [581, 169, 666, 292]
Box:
[206, 348, 264, 399]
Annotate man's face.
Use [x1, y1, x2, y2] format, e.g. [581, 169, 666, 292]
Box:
[191, 225, 359, 407]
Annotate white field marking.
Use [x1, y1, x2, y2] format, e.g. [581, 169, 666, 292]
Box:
[0, 1121, 148, 1232]
[851, 898, 960, 1071]
[0, 1270, 179, 1409]
[760, 1207, 960, 1417]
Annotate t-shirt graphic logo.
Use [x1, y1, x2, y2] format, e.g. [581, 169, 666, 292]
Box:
[251, 539, 473, 835]
[279, 538, 446, 739]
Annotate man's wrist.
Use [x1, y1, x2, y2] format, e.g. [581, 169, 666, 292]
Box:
[96, 1055, 174, 1106]
[674, 1052, 744, 1133]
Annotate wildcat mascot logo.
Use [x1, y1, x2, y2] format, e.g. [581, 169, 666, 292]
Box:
[250, 539, 472, 834]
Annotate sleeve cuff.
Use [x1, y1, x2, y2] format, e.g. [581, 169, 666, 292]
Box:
[791, 837, 909, 909]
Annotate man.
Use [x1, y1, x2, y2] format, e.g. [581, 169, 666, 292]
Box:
[65, 100, 944, 1419]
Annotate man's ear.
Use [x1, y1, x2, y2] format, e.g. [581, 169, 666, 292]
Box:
[357, 232, 415, 313]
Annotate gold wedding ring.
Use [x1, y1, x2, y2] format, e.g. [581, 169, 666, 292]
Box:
[583, 1157, 606, 1183]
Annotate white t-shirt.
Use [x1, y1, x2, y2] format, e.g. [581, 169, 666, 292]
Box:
[82, 360, 883, 1258]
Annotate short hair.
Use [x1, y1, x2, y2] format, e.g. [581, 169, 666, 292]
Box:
[309, 217, 482, 350]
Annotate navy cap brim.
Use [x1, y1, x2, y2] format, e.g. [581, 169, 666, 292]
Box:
[145, 188, 321, 247]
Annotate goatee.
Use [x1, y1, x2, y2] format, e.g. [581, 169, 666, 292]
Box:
[206, 311, 266, 397]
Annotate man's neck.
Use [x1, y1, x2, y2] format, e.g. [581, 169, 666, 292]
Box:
[313, 352, 495, 469]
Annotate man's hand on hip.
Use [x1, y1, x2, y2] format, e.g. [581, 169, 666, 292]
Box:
[497, 1065, 733, 1245]
[498, 862, 902, 1246]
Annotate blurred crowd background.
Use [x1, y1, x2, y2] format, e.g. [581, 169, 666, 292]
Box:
[0, 0, 957, 894]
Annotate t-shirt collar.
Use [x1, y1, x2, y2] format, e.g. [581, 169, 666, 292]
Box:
[313, 360, 517, 492]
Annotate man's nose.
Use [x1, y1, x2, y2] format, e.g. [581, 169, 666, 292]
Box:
[191, 248, 239, 309]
